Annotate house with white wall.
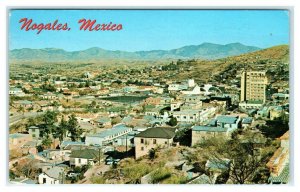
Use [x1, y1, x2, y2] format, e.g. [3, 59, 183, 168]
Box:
[69, 149, 99, 167]
[38, 166, 65, 184]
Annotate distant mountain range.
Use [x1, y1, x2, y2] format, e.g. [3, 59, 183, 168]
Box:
[9, 42, 261, 62]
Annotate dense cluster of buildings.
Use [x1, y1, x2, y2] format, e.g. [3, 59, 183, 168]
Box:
[9, 65, 289, 184]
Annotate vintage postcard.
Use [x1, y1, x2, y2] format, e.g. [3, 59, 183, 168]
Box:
[8, 9, 290, 185]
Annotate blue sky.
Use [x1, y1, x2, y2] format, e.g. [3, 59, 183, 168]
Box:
[9, 10, 289, 51]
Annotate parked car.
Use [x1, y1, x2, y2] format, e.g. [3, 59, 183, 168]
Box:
[105, 156, 120, 165]
[67, 172, 80, 178]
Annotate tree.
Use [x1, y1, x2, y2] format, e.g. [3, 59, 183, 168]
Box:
[174, 128, 191, 146]
[27, 117, 37, 127]
[41, 136, 52, 149]
[40, 83, 56, 92]
[42, 110, 58, 136]
[167, 116, 177, 127]
[17, 106, 25, 115]
[9, 170, 17, 180]
[148, 148, 156, 161]
[43, 110, 58, 126]
[15, 160, 41, 179]
[78, 83, 84, 88]
[259, 120, 289, 139]
[67, 114, 83, 141]
[91, 101, 96, 107]
[225, 140, 268, 184]
[53, 116, 68, 142]
[194, 130, 273, 184]
[111, 116, 122, 125]
[52, 101, 60, 107]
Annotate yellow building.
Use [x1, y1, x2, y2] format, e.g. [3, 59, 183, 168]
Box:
[240, 71, 268, 103]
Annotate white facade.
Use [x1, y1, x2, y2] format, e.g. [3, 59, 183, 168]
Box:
[203, 84, 213, 95]
[181, 86, 201, 95]
[38, 173, 60, 184]
[199, 107, 216, 123]
[239, 102, 263, 109]
[73, 157, 95, 167]
[170, 101, 183, 111]
[188, 79, 195, 87]
[9, 88, 25, 96]
[85, 125, 132, 146]
[172, 110, 200, 123]
[168, 84, 180, 91]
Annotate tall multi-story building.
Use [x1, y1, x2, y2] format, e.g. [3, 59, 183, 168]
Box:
[240, 71, 268, 103]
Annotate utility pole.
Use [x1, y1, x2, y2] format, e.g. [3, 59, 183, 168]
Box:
[98, 147, 101, 165]
[125, 134, 128, 157]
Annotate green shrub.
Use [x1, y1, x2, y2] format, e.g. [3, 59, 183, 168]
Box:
[150, 168, 171, 184]
[161, 174, 188, 184]
[91, 176, 106, 184]
[122, 162, 153, 183]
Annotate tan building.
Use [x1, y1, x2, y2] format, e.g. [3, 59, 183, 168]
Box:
[240, 71, 268, 103]
[134, 128, 176, 159]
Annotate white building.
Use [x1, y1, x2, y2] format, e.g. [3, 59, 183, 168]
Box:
[9, 87, 25, 96]
[69, 149, 99, 167]
[199, 107, 217, 123]
[38, 167, 64, 184]
[170, 101, 184, 111]
[181, 86, 201, 95]
[172, 110, 200, 123]
[188, 79, 195, 87]
[239, 101, 263, 109]
[85, 124, 132, 146]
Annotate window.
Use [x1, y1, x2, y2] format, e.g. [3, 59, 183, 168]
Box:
[32, 129, 36, 133]
[43, 178, 46, 184]
[78, 158, 81, 164]
[165, 141, 168, 144]
[32, 134, 36, 138]
[141, 147, 144, 151]
[153, 139, 157, 144]
[141, 139, 144, 144]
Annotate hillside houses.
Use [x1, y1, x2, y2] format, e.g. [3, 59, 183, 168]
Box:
[8, 48, 290, 185]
